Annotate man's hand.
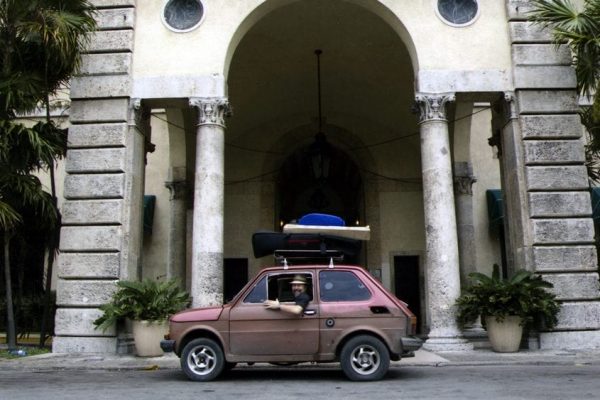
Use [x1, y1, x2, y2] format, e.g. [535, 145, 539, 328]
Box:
[264, 299, 280, 310]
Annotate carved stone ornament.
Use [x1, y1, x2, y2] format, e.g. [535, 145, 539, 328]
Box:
[165, 180, 188, 201]
[414, 93, 456, 123]
[503, 91, 518, 120]
[129, 98, 151, 136]
[189, 98, 232, 127]
[454, 175, 477, 195]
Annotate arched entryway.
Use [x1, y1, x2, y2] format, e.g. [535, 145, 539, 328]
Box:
[225, 0, 420, 281]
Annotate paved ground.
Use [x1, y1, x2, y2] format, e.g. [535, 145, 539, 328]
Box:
[2, 348, 599, 372]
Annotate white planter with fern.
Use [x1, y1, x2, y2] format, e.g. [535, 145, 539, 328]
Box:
[456, 265, 560, 353]
[94, 279, 189, 356]
[485, 316, 523, 353]
[132, 320, 169, 357]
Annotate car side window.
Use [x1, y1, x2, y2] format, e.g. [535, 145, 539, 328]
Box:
[266, 273, 313, 302]
[243, 276, 267, 303]
[319, 270, 371, 302]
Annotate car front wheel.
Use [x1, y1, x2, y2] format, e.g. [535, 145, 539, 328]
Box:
[340, 335, 390, 381]
[180, 338, 225, 381]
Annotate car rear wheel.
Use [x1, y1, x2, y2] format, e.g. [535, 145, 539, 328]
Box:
[340, 335, 390, 381]
[180, 338, 225, 381]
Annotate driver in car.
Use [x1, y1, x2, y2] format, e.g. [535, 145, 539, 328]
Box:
[264, 274, 310, 315]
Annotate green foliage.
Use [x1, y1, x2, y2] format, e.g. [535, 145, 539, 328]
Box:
[0, 120, 66, 234]
[93, 279, 190, 332]
[456, 265, 561, 330]
[0, 292, 56, 333]
[0, 0, 97, 117]
[1, 0, 96, 351]
[529, 0, 600, 183]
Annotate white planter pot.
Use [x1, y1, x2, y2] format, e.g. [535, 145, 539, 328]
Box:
[485, 315, 523, 353]
[132, 320, 168, 357]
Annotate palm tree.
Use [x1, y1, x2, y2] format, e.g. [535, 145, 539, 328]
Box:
[0, 122, 66, 350]
[529, 0, 600, 182]
[0, 0, 96, 350]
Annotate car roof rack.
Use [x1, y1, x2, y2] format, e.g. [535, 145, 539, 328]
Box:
[274, 249, 343, 267]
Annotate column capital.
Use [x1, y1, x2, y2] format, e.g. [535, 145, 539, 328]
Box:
[454, 175, 477, 195]
[414, 92, 455, 123]
[189, 97, 232, 128]
[454, 161, 477, 195]
[165, 180, 188, 201]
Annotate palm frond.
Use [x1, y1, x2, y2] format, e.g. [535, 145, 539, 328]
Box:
[529, 0, 600, 96]
[0, 199, 22, 230]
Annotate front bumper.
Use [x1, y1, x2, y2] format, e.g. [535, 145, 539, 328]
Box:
[401, 336, 423, 357]
[160, 339, 175, 353]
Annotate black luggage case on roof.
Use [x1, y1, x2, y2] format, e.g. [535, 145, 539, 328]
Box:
[251, 231, 361, 259]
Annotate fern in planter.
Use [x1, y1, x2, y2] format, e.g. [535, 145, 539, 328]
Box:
[94, 278, 190, 332]
[456, 264, 560, 330]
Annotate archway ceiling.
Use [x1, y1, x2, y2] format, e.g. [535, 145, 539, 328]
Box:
[227, 0, 418, 153]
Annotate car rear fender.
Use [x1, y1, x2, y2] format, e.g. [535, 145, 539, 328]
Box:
[334, 327, 397, 358]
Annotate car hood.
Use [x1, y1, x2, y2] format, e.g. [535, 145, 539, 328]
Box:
[170, 306, 224, 323]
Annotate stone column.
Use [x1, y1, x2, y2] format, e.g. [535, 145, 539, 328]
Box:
[164, 167, 188, 284]
[454, 163, 486, 341]
[453, 162, 477, 284]
[189, 98, 231, 307]
[415, 93, 472, 351]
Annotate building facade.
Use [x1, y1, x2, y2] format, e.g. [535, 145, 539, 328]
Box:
[53, 0, 600, 353]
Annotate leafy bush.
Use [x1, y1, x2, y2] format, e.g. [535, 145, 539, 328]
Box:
[0, 292, 55, 335]
[93, 279, 190, 332]
[456, 265, 560, 330]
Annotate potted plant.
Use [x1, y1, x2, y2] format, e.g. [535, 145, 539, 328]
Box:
[456, 265, 560, 352]
[94, 278, 189, 356]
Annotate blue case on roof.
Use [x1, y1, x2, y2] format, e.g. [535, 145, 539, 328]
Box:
[298, 213, 345, 227]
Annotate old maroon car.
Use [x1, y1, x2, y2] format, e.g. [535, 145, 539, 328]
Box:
[161, 263, 421, 381]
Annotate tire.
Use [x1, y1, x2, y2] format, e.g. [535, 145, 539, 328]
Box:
[224, 362, 237, 372]
[180, 338, 225, 382]
[340, 335, 390, 381]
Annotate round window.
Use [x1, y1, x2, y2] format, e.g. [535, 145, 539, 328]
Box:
[437, 0, 479, 26]
[163, 0, 204, 32]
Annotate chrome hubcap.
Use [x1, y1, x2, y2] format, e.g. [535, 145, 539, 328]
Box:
[350, 345, 380, 375]
[188, 346, 217, 375]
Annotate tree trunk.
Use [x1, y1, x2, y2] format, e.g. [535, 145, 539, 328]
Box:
[39, 93, 58, 348]
[3, 234, 17, 350]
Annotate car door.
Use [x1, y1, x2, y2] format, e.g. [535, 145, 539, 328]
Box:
[229, 271, 319, 356]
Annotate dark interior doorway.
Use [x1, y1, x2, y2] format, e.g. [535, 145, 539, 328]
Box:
[277, 141, 362, 228]
[224, 258, 249, 302]
[393, 255, 422, 334]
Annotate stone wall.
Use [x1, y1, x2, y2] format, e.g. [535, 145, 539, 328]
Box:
[506, 0, 600, 348]
[53, 0, 139, 353]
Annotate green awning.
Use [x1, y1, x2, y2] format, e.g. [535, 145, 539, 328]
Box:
[591, 187, 600, 224]
[143, 195, 156, 234]
[486, 189, 503, 229]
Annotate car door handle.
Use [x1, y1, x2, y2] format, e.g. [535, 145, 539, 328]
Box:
[304, 309, 316, 316]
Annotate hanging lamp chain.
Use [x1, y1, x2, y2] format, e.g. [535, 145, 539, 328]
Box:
[315, 49, 323, 132]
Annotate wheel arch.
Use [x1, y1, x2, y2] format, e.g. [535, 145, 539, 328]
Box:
[335, 329, 395, 360]
[176, 328, 225, 357]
